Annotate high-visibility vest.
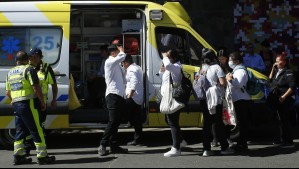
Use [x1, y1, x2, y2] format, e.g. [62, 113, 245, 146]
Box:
[7, 65, 36, 103]
[37, 62, 50, 102]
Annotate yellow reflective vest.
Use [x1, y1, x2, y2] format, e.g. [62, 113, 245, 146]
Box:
[6, 65, 36, 103]
[36, 62, 55, 102]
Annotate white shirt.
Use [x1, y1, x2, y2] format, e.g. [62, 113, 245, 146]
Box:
[126, 63, 144, 105]
[230, 64, 251, 102]
[159, 58, 182, 96]
[105, 52, 126, 97]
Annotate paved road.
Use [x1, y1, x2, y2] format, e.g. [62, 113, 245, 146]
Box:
[1, 128, 299, 168]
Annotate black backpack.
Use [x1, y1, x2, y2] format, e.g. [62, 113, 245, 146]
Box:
[173, 69, 193, 105]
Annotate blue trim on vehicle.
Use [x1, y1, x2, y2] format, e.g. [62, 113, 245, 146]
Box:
[0, 96, 5, 102]
[57, 95, 69, 102]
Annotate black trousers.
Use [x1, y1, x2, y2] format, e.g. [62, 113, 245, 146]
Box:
[166, 110, 182, 150]
[201, 101, 229, 151]
[126, 98, 143, 142]
[277, 98, 295, 144]
[87, 77, 106, 108]
[100, 94, 125, 148]
[234, 100, 251, 147]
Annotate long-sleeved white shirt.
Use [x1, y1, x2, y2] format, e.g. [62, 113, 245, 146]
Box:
[105, 52, 126, 97]
[159, 58, 182, 96]
[230, 64, 251, 102]
[126, 63, 144, 105]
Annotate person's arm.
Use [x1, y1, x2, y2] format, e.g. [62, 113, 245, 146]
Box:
[280, 70, 296, 103]
[269, 63, 278, 79]
[27, 68, 46, 111]
[47, 66, 58, 109]
[162, 54, 181, 75]
[219, 77, 227, 87]
[229, 70, 248, 88]
[127, 68, 138, 99]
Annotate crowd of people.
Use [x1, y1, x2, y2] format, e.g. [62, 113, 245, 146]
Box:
[5, 39, 298, 165]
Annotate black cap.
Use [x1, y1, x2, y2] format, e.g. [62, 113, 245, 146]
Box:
[107, 44, 118, 53]
[15, 51, 29, 62]
[28, 48, 42, 57]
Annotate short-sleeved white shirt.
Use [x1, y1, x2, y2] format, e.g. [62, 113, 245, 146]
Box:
[206, 64, 225, 86]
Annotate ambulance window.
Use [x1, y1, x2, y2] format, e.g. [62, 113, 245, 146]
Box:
[156, 27, 203, 66]
[0, 27, 62, 66]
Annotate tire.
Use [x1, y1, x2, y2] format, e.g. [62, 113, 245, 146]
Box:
[0, 129, 15, 150]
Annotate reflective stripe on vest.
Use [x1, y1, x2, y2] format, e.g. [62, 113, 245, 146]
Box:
[37, 63, 49, 101]
[8, 65, 36, 103]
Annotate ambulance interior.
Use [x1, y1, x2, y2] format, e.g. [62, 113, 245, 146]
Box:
[69, 7, 145, 124]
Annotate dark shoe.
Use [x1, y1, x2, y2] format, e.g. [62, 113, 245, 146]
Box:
[98, 145, 109, 156]
[230, 144, 248, 152]
[279, 143, 295, 149]
[110, 146, 129, 154]
[127, 140, 143, 146]
[13, 156, 32, 165]
[211, 140, 219, 147]
[38, 156, 56, 165]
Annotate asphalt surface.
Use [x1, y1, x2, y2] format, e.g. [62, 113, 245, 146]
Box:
[1, 127, 299, 168]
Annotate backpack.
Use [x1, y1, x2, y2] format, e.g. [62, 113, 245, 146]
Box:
[234, 66, 264, 96]
[172, 69, 193, 105]
[193, 67, 211, 100]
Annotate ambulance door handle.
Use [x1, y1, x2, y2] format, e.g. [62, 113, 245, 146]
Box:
[55, 74, 67, 77]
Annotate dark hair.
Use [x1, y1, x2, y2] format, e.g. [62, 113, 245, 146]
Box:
[168, 49, 180, 62]
[202, 48, 218, 65]
[123, 54, 134, 64]
[15, 51, 29, 62]
[229, 52, 244, 63]
[107, 44, 118, 53]
[218, 47, 228, 57]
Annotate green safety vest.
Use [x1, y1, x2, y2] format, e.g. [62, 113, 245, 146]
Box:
[37, 62, 50, 102]
[7, 65, 36, 103]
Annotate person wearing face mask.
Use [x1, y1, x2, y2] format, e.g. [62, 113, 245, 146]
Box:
[159, 49, 186, 157]
[200, 48, 235, 157]
[268, 52, 296, 148]
[226, 52, 252, 152]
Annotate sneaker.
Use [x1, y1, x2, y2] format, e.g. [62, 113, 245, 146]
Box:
[37, 156, 56, 165]
[279, 143, 295, 149]
[180, 140, 188, 148]
[220, 148, 235, 155]
[202, 150, 213, 157]
[164, 147, 181, 157]
[110, 146, 129, 154]
[211, 140, 219, 147]
[13, 156, 32, 165]
[98, 145, 109, 156]
[127, 140, 143, 146]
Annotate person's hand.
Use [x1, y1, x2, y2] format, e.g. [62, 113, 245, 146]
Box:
[226, 73, 233, 81]
[279, 96, 286, 103]
[162, 52, 169, 58]
[272, 63, 278, 69]
[117, 45, 124, 53]
[41, 102, 47, 111]
[51, 100, 57, 110]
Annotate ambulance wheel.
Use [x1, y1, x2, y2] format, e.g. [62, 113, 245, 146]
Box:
[0, 129, 15, 150]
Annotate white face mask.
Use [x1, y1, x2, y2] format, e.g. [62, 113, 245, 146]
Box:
[228, 61, 235, 69]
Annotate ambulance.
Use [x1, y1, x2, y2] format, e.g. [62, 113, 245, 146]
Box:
[0, 1, 268, 148]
